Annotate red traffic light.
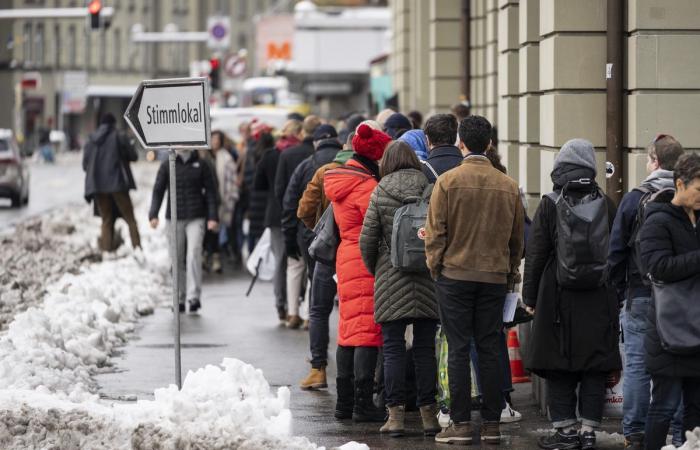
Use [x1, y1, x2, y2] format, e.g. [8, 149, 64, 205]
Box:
[209, 58, 220, 71]
[88, 0, 102, 14]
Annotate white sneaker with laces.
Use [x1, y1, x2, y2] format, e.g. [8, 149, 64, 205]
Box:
[437, 410, 451, 428]
[500, 402, 522, 423]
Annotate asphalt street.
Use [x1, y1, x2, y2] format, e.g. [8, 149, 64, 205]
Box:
[96, 265, 624, 449]
[0, 153, 85, 231]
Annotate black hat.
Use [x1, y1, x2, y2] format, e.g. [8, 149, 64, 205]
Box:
[313, 124, 338, 141]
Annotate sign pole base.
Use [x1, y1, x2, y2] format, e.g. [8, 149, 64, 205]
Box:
[168, 149, 182, 389]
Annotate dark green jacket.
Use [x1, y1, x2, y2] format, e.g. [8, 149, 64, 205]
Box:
[359, 169, 438, 323]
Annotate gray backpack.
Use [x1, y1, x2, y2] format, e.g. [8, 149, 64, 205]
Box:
[545, 179, 610, 290]
[390, 184, 434, 272]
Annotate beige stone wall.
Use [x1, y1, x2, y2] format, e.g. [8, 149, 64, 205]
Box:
[497, 0, 520, 181]
[625, 0, 700, 190]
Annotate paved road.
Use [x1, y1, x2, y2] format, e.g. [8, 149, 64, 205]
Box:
[0, 153, 84, 230]
[96, 265, 623, 449]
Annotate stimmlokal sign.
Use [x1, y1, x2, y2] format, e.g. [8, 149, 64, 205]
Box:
[123, 77, 211, 149]
[123, 77, 212, 390]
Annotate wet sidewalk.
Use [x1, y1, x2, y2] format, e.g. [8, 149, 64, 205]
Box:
[96, 267, 623, 449]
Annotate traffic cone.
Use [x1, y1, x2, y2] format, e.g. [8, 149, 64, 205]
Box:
[508, 328, 530, 383]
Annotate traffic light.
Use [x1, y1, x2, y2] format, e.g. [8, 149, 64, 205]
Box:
[209, 58, 221, 90]
[88, 0, 101, 30]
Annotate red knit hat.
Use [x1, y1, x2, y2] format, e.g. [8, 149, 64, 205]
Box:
[352, 123, 392, 161]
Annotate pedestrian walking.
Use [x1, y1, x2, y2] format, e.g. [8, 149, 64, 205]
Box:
[148, 149, 219, 313]
[426, 115, 524, 445]
[276, 116, 322, 329]
[324, 122, 391, 423]
[639, 153, 700, 450]
[83, 113, 141, 252]
[608, 134, 685, 449]
[297, 131, 354, 390]
[524, 139, 621, 450]
[255, 120, 302, 324]
[359, 140, 441, 437]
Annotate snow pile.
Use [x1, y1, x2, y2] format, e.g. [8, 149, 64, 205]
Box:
[0, 358, 322, 449]
[0, 210, 100, 330]
[666, 428, 700, 450]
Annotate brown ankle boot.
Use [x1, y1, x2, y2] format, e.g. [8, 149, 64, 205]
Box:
[379, 405, 405, 437]
[299, 367, 327, 390]
[286, 315, 302, 329]
[419, 403, 441, 436]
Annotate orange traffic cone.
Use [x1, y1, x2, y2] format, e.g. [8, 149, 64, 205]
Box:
[508, 328, 530, 383]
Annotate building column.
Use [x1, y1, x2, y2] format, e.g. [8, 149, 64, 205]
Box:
[626, 0, 700, 190]
[390, 0, 412, 110]
[518, 0, 540, 207]
[497, 0, 520, 179]
[428, 0, 461, 114]
[538, 0, 607, 195]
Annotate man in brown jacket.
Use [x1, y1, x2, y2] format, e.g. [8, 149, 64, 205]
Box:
[427, 115, 524, 445]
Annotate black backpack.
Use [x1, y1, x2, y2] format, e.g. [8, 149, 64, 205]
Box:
[545, 179, 610, 290]
[627, 186, 676, 284]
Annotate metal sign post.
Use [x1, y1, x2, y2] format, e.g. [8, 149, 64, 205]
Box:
[124, 77, 210, 389]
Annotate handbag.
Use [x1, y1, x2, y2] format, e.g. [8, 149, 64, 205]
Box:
[308, 203, 339, 267]
[652, 274, 700, 355]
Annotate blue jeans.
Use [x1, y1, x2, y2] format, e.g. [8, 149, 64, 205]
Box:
[621, 297, 682, 444]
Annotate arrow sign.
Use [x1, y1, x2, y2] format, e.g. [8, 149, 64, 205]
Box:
[123, 77, 211, 149]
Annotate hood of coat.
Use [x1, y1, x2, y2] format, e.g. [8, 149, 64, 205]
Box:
[645, 190, 688, 223]
[324, 159, 375, 203]
[642, 169, 675, 191]
[315, 139, 343, 154]
[377, 169, 428, 202]
[91, 124, 114, 146]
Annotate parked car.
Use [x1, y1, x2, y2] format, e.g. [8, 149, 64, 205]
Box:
[0, 129, 30, 207]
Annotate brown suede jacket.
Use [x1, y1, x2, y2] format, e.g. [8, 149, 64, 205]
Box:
[297, 161, 341, 230]
[425, 155, 524, 286]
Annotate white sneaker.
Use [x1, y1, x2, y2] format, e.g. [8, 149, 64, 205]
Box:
[500, 403, 522, 423]
[438, 410, 451, 428]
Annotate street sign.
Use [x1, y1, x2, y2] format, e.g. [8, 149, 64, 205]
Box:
[123, 77, 211, 149]
[207, 16, 230, 50]
[224, 54, 247, 78]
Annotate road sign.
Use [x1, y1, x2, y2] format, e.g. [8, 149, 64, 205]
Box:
[123, 77, 211, 149]
[207, 16, 230, 50]
[224, 54, 247, 78]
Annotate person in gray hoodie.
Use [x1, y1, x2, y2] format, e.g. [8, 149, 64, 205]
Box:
[608, 134, 685, 450]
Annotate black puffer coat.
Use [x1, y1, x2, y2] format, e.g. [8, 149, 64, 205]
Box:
[148, 152, 218, 222]
[523, 180, 621, 376]
[83, 124, 137, 201]
[255, 147, 283, 228]
[244, 149, 267, 239]
[639, 194, 700, 377]
[359, 169, 438, 324]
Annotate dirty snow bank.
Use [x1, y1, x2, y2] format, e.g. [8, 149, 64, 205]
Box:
[666, 428, 700, 449]
[0, 359, 320, 449]
[0, 162, 360, 449]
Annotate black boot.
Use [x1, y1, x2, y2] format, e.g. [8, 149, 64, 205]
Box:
[335, 377, 354, 420]
[538, 429, 581, 450]
[352, 379, 386, 423]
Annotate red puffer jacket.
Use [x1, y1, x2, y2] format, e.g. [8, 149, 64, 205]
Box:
[324, 159, 382, 347]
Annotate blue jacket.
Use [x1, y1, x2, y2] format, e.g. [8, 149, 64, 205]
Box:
[422, 145, 463, 183]
[608, 189, 647, 302]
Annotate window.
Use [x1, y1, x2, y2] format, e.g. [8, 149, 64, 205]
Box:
[114, 29, 121, 69]
[35, 23, 44, 66]
[238, 32, 246, 49]
[54, 24, 61, 67]
[256, 0, 265, 14]
[23, 23, 32, 66]
[85, 29, 91, 68]
[68, 25, 76, 67]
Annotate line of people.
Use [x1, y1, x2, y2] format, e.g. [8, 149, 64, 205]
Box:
[86, 103, 700, 449]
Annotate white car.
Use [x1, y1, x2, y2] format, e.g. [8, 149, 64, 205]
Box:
[210, 107, 290, 141]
